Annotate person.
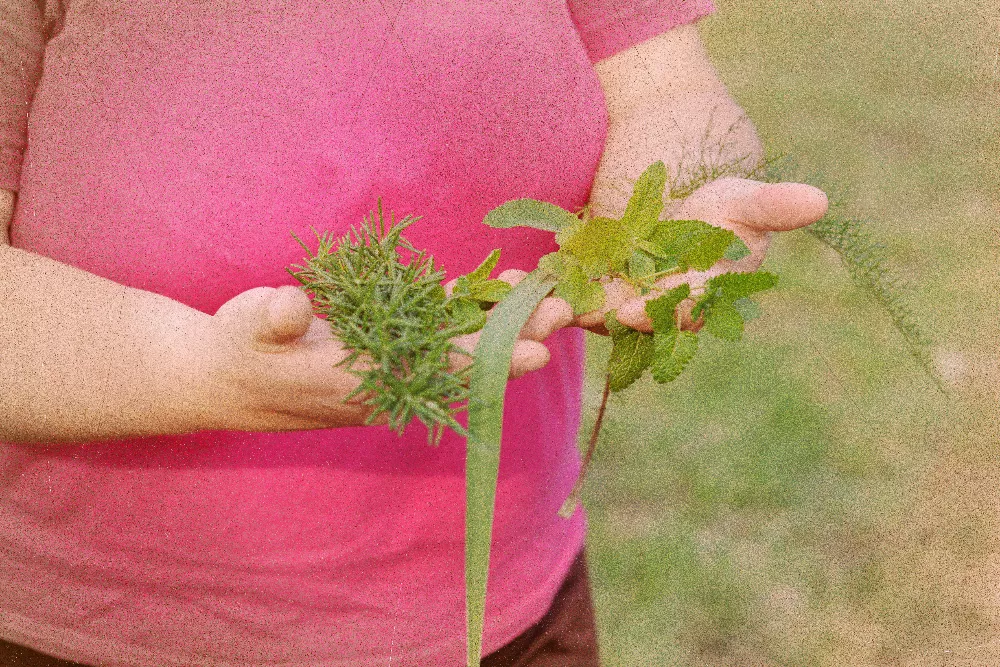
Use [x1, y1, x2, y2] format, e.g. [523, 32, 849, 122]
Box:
[0, 1, 828, 665]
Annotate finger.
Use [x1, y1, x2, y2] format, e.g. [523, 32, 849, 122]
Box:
[678, 298, 703, 332]
[509, 340, 550, 379]
[444, 278, 458, 297]
[448, 332, 479, 372]
[573, 278, 635, 329]
[520, 297, 574, 342]
[614, 267, 710, 332]
[256, 286, 315, 346]
[497, 269, 528, 287]
[615, 293, 705, 333]
[615, 297, 654, 332]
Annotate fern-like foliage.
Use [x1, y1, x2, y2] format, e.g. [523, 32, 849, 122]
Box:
[764, 159, 944, 391]
[800, 205, 943, 391]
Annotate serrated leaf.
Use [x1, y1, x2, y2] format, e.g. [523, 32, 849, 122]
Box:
[467, 249, 502, 283]
[651, 329, 699, 383]
[450, 275, 472, 299]
[627, 250, 656, 281]
[537, 251, 570, 278]
[702, 302, 745, 341]
[724, 238, 751, 261]
[645, 220, 739, 271]
[554, 271, 605, 315]
[537, 252, 604, 314]
[732, 297, 762, 321]
[706, 271, 779, 300]
[644, 284, 691, 333]
[484, 199, 578, 232]
[468, 279, 511, 303]
[448, 297, 487, 334]
[635, 238, 671, 259]
[692, 271, 779, 320]
[605, 311, 654, 392]
[556, 216, 632, 277]
[620, 161, 667, 240]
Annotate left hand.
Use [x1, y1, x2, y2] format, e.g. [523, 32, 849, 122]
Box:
[570, 23, 828, 335]
[571, 176, 829, 333]
[444, 271, 574, 379]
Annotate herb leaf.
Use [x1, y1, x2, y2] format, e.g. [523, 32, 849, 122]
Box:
[644, 219, 741, 271]
[605, 311, 655, 392]
[483, 199, 578, 232]
[732, 297, 763, 321]
[693, 271, 779, 341]
[645, 284, 692, 332]
[556, 215, 633, 277]
[620, 161, 667, 240]
[724, 238, 752, 261]
[466, 271, 558, 667]
[539, 252, 605, 315]
[651, 328, 699, 383]
[702, 302, 745, 341]
[466, 249, 502, 283]
[448, 297, 488, 335]
[467, 280, 512, 303]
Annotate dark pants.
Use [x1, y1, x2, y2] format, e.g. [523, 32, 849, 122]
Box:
[0, 552, 600, 667]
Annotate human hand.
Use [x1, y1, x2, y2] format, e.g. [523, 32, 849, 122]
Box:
[568, 177, 829, 333]
[201, 278, 573, 432]
[446, 269, 574, 379]
[198, 285, 380, 431]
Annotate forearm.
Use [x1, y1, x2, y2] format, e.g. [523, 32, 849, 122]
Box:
[592, 24, 763, 214]
[0, 190, 220, 442]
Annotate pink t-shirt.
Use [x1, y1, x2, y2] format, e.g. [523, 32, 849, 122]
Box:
[0, 1, 713, 665]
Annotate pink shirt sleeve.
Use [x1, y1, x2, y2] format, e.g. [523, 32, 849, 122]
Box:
[568, 0, 716, 63]
[0, 0, 45, 191]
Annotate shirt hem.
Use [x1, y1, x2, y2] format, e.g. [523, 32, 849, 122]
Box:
[0, 518, 588, 666]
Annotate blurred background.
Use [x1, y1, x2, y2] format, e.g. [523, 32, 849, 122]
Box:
[583, 1, 1000, 664]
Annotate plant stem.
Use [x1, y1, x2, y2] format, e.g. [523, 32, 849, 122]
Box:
[558, 373, 612, 519]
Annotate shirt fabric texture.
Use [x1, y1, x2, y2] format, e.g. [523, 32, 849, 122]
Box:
[0, 1, 714, 665]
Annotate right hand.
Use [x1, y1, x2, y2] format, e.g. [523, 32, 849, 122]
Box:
[199, 285, 374, 431]
[200, 283, 567, 432]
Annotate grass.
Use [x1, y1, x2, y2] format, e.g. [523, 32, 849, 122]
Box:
[583, 1, 1000, 664]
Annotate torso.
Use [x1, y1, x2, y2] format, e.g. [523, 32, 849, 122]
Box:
[1, 3, 605, 664]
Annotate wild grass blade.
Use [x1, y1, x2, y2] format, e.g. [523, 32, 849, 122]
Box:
[465, 271, 558, 667]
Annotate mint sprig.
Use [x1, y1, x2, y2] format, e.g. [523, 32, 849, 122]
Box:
[447, 249, 513, 334]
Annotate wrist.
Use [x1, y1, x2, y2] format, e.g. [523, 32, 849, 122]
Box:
[137, 300, 230, 434]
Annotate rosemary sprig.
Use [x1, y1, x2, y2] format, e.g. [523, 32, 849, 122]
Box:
[287, 202, 472, 443]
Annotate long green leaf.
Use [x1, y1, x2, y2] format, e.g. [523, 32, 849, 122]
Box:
[483, 199, 578, 232]
[466, 271, 558, 667]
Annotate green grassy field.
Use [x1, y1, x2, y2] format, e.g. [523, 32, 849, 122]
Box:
[584, 2, 1000, 664]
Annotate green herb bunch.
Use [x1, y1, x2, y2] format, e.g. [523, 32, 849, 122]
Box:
[282, 160, 938, 666]
[484, 161, 779, 518]
[487, 162, 778, 394]
[287, 203, 507, 443]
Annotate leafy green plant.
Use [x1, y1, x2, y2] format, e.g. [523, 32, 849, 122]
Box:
[803, 204, 941, 389]
[483, 163, 779, 522]
[762, 158, 942, 390]
[288, 159, 938, 666]
[286, 203, 509, 444]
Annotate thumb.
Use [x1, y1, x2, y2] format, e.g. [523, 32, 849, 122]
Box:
[254, 286, 315, 346]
